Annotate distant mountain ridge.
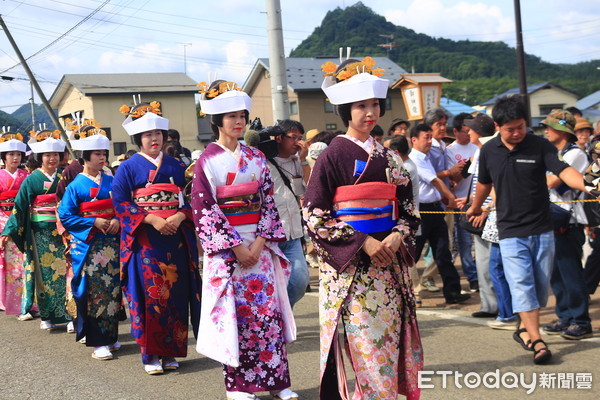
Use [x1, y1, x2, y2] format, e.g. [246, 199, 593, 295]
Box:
[290, 2, 599, 105]
[0, 104, 55, 133]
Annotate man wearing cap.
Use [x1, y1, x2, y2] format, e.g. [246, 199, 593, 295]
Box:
[467, 97, 591, 364]
[543, 110, 593, 340]
[388, 118, 410, 137]
[574, 117, 594, 152]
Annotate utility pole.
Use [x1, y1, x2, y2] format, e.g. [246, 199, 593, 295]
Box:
[265, 0, 289, 122]
[29, 81, 36, 130]
[182, 42, 192, 75]
[513, 0, 531, 126]
[0, 15, 74, 157]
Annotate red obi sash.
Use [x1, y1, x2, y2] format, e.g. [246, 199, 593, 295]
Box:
[333, 182, 398, 234]
[78, 198, 115, 219]
[32, 193, 58, 223]
[216, 180, 261, 226]
[0, 189, 18, 216]
[133, 183, 180, 218]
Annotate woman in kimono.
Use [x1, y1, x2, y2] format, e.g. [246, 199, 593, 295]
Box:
[192, 80, 297, 400]
[0, 129, 29, 316]
[58, 124, 121, 360]
[111, 101, 201, 375]
[303, 57, 423, 400]
[0, 130, 72, 331]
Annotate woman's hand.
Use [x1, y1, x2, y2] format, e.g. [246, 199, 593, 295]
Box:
[381, 231, 402, 254]
[248, 236, 266, 261]
[362, 236, 395, 267]
[93, 217, 110, 233]
[233, 244, 259, 268]
[105, 218, 120, 235]
[145, 214, 177, 235]
[166, 212, 186, 230]
[0, 235, 8, 248]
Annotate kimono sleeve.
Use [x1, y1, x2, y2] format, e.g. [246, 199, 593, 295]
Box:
[111, 162, 148, 264]
[256, 156, 286, 242]
[58, 181, 94, 243]
[191, 155, 243, 254]
[388, 152, 420, 265]
[302, 151, 368, 272]
[1, 174, 37, 253]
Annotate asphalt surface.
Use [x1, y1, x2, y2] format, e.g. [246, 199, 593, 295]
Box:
[1, 266, 599, 400]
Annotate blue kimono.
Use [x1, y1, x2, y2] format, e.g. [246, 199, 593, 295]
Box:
[58, 173, 121, 346]
[111, 153, 201, 361]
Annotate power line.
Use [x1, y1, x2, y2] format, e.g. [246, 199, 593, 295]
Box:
[0, 0, 112, 74]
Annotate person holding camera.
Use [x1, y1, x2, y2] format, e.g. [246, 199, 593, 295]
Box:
[192, 80, 297, 400]
[265, 120, 311, 309]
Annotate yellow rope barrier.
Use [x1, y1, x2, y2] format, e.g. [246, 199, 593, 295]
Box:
[419, 198, 600, 214]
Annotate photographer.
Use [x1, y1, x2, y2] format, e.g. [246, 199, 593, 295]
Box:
[263, 120, 310, 309]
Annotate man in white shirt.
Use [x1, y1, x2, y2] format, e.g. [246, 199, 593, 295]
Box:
[267, 120, 310, 308]
[408, 123, 470, 304]
[446, 113, 480, 294]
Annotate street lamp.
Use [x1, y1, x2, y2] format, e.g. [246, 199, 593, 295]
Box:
[182, 43, 192, 75]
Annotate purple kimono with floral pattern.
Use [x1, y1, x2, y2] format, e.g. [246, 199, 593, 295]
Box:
[303, 136, 423, 400]
[191, 142, 296, 393]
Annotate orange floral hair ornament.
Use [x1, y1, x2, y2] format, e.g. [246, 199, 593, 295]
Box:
[30, 130, 61, 142]
[64, 117, 107, 138]
[321, 56, 385, 81]
[119, 95, 162, 117]
[198, 80, 242, 99]
[0, 126, 24, 143]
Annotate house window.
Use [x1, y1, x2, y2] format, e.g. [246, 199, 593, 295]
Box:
[103, 127, 112, 140]
[326, 123, 337, 130]
[539, 104, 564, 116]
[289, 101, 298, 115]
[324, 99, 334, 113]
[113, 142, 127, 157]
[386, 98, 392, 110]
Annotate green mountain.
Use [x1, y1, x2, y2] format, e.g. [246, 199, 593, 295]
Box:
[0, 110, 23, 131]
[10, 104, 56, 132]
[290, 2, 599, 105]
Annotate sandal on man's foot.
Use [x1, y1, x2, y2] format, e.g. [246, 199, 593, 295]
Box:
[531, 339, 552, 364]
[513, 328, 532, 351]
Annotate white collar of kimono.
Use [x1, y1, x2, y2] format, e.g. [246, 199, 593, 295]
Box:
[4, 168, 19, 179]
[341, 134, 374, 154]
[82, 171, 102, 185]
[39, 168, 57, 181]
[216, 141, 241, 160]
[138, 151, 163, 166]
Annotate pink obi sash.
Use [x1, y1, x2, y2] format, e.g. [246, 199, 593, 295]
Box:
[78, 198, 115, 219]
[0, 189, 18, 216]
[133, 183, 180, 218]
[216, 180, 261, 226]
[32, 193, 58, 223]
[332, 182, 398, 234]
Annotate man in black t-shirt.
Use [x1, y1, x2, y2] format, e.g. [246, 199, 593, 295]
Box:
[467, 96, 591, 365]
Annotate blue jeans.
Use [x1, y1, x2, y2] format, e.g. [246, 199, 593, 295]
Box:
[499, 231, 555, 313]
[454, 214, 478, 283]
[279, 238, 309, 309]
[551, 225, 591, 327]
[488, 243, 516, 321]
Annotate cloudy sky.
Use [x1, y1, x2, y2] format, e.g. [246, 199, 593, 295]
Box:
[1, 0, 598, 114]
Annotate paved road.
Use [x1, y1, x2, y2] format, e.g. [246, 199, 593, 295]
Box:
[1, 289, 599, 399]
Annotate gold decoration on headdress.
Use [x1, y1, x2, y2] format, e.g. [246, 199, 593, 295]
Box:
[322, 56, 385, 81]
[119, 101, 162, 117]
[197, 81, 242, 99]
[30, 130, 61, 142]
[0, 132, 24, 143]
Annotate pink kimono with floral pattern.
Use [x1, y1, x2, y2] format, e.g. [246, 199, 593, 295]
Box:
[0, 168, 28, 314]
[303, 136, 423, 400]
[192, 142, 296, 393]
